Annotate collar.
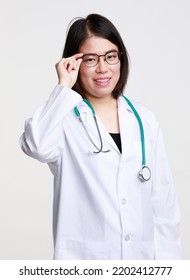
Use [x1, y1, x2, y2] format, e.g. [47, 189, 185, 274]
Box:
[118, 95, 135, 114]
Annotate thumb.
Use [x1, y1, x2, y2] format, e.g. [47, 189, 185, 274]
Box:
[76, 58, 83, 71]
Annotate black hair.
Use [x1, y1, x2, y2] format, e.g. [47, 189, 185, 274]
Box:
[62, 13, 130, 98]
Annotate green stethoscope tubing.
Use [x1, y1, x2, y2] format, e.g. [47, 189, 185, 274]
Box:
[74, 96, 151, 181]
[122, 96, 146, 166]
[74, 99, 95, 117]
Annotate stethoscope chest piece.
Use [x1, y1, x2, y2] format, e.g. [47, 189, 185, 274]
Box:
[138, 165, 151, 182]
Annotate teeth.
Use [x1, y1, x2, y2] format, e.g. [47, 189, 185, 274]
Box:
[96, 79, 109, 83]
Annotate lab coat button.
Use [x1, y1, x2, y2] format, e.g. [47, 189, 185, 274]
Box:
[122, 198, 126, 205]
[125, 235, 130, 241]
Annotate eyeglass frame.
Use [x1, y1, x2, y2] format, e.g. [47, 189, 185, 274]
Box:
[81, 50, 123, 67]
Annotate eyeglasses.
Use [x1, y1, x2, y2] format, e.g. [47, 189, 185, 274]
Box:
[82, 50, 122, 67]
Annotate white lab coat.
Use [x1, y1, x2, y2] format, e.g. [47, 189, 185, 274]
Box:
[20, 85, 181, 260]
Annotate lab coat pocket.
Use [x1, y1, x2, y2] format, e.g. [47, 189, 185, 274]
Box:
[55, 238, 107, 260]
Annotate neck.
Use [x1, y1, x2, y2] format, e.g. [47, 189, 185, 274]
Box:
[86, 95, 117, 113]
[85, 95, 120, 133]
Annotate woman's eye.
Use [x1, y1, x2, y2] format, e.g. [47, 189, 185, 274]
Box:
[84, 56, 96, 62]
[87, 58, 95, 62]
[107, 53, 117, 60]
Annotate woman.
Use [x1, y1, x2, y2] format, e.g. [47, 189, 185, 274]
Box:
[20, 14, 181, 259]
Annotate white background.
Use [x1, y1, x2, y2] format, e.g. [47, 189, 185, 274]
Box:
[0, 0, 189, 259]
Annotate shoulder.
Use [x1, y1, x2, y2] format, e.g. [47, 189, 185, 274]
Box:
[131, 100, 157, 121]
[119, 95, 160, 136]
[119, 95, 156, 119]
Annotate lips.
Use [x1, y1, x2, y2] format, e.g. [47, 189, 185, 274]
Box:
[94, 78, 111, 86]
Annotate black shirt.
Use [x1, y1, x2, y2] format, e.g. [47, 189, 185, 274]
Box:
[109, 133, 122, 153]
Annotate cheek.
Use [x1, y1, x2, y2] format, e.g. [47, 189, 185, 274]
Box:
[79, 65, 88, 79]
[114, 66, 121, 81]
[79, 67, 92, 86]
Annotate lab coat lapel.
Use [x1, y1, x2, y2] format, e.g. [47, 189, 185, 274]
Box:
[96, 117, 121, 153]
[79, 102, 120, 153]
[95, 96, 137, 157]
[78, 97, 137, 156]
[118, 96, 137, 161]
[93, 96, 138, 154]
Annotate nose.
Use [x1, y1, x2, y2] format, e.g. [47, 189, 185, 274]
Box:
[96, 56, 108, 73]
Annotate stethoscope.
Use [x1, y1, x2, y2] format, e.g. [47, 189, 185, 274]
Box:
[74, 96, 151, 182]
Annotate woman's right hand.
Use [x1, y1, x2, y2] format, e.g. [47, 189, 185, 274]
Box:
[55, 53, 83, 88]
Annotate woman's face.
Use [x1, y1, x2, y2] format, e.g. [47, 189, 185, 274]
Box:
[78, 36, 121, 99]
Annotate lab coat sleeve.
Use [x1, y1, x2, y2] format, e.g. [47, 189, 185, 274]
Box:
[19, 85, 82, 163]
[151, 123, 181, 259]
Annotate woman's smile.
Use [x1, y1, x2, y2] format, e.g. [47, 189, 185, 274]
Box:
[79, 36, 120, 99]
[94, 77, 111, 87]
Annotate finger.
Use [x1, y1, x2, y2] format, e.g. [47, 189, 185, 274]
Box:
[55, 58, 65, 71]
[67, 56, 82, 72]
[72, 53, 83, 70]
[63, 58, 70, 69]
[76, 58, 83, 70]
[73, 60, 78, 70]
[56, 54, 83, 73]
[74, 53, 83, 60]
[67, 60, 75, 72]
[73, 54, 83, 68]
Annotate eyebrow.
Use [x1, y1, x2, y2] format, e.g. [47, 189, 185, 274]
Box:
[82, 49, 118, 56]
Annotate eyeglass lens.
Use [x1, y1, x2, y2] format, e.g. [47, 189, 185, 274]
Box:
[82, 51, 120, 67]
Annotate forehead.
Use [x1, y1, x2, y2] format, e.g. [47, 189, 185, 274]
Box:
[79, 36, 118, 54]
